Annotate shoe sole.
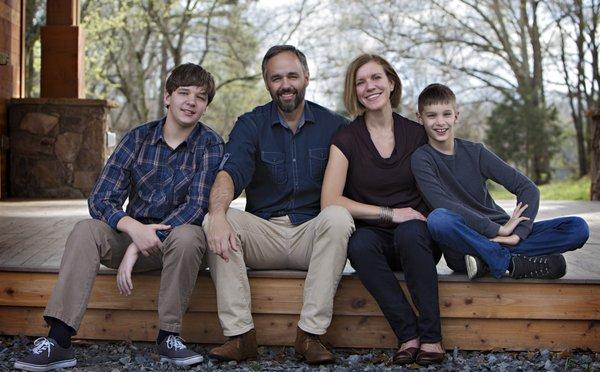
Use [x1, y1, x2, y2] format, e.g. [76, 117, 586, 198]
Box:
[294, 352, 335, 365]
[465, 255, 478, 280]
[160, 355, 204, 366]
[208, 353, 256, 362]
[416, 356, 445, 366]
[14, 359, 76, 372]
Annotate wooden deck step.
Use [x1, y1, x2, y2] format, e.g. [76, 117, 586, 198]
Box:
[1, 199, 598, 350]
[0, 270, 598, 351]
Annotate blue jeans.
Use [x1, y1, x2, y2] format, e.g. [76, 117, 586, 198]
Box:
[427, 208, 589, 278]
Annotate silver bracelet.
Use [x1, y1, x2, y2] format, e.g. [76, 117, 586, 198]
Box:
[379, 206, 394, 224]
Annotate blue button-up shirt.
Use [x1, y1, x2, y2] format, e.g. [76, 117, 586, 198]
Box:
[89, 118, 224, 240]
[221, 101, 348, 224]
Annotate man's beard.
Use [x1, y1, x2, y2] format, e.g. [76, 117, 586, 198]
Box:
[271, 87, 306, 113]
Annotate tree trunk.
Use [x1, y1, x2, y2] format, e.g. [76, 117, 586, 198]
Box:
[590, 109, 600, 200]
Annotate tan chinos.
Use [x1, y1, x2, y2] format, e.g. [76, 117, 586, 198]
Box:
[204, 205, 355, 336]
[44, 219, 206, 333]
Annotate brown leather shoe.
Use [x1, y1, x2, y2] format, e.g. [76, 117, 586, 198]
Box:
[209, 329, 257, 362]
[392, 347, 419, 365]
[415, 349, 445, 366]
[294, 327, 334, 364]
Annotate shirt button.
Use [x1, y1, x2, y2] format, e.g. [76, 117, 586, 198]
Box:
[293, 158, 296, 162]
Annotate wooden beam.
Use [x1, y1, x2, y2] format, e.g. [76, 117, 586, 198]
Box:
[40, 25, 84, 98]
[40, 0, 84, 98]
[0, 272, 598, 320]
[46, 0, 79, 26]
[1, 307, 598, 351]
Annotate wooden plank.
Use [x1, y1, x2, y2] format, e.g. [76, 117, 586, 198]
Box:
[21, 239, 62, 266]
[0, 0, 21, 200]
[0, 3, 20, 24]
[0, 272, 599, 320]
[11, 238, 60, 267]
[0, 307, 598, 351]
[0, 217, 74, 265]
[1, 199, 599, 278]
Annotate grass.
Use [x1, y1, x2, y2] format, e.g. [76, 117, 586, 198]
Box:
[488, 176, 590, 201]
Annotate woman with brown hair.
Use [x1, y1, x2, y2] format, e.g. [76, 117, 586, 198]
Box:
[321, 54, 444, 365]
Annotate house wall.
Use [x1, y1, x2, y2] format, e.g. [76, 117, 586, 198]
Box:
[0, 0, 25, 198]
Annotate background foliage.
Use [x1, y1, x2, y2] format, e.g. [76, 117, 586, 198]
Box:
[24, 0, 600, 185]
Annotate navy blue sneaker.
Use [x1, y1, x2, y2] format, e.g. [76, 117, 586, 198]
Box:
[157, 335, 203, 366]
[14, 337, 76, 371]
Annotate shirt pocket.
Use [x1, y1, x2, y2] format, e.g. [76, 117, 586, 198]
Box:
[173, 165, 195, 205]
[131, 162, 159, 202]
[260, 151, 287, 185]
[309, 147, 329, 183]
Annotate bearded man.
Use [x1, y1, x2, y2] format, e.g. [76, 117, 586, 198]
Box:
[203, 45, 354, 365]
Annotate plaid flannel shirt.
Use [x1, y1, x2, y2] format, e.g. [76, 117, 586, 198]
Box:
[88, 118, 224, 240]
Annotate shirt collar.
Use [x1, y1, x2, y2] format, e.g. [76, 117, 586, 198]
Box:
[150, 118, 166, 145]
[270, 101, 315, 129]
[150, 116, 202, 153]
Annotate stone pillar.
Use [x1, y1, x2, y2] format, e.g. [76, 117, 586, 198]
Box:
[8, 98, 116, 197]
[590, 110, 600, 201]
[40, 0, 84, 98]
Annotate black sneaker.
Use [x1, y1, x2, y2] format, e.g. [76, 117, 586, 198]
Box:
[510, 254, 567, 279]
[465, 255, 489, 279]
[14, 337, 76, 371]
[157, 335, 203, 366]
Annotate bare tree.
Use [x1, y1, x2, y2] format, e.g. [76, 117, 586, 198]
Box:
[81, 0, 316, 136]
[24, 0, 45, 97]
[550, 0, 600, 177]
[335, 0, 562, 183]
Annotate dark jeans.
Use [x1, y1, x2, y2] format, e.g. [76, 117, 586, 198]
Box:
[347, 220, 442, 344]
[427, 208, 589, 278]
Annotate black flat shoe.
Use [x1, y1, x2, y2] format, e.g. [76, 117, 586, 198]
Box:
[392, 347, 419, 365]
[416, 349, 445, 365]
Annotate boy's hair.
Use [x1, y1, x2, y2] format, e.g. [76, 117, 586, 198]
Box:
[344, 54, 402, 117]
[165, 63, 216, 104]
[417, 83, 456, 113]
[261, 45, 309, 78]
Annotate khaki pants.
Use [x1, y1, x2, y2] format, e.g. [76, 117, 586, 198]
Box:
[204, 205, 355, 336]
[44, 219, 206, 333]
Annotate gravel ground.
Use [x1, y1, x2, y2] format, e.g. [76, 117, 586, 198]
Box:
[2, 336, 599, 371]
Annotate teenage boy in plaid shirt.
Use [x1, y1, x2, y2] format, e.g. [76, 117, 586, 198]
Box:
[15, 63, 223, 371]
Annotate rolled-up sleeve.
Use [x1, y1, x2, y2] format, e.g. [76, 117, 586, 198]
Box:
[88, 131, 137, 229]
[220, 116, 258, 198]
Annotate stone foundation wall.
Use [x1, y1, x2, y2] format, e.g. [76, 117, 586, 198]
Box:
[8, 98, 116, 198]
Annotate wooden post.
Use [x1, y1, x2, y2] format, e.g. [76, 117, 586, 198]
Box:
[0, 0, 26, 199]
[40, 0, 84, 98]
[590, 109, 600, 200]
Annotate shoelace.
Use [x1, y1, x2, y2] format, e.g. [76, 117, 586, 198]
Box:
[166, 335, 187, 351]
[31, 337, 55, 357]
[306, 334, 330, 350]
[522, 257, 550, 277]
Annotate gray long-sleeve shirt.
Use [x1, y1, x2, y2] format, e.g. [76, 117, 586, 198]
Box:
[411, 139, 539, 239]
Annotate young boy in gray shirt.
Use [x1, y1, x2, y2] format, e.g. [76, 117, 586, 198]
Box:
[411, 83, 589, 280]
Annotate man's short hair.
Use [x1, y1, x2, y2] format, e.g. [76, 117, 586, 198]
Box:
[343, 54, 402, 118]
[165, 63, 216, 104]
[261, 45, 309, 78]
[417, 83, 456, 113]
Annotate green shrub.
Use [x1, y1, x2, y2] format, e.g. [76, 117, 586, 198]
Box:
[488, 176, 590, 201]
